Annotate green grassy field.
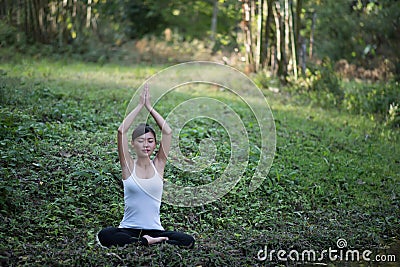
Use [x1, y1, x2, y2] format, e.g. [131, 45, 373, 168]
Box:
[1, 59, 399, 266]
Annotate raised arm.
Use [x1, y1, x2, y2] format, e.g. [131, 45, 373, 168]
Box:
[117, 89, 145, 179]
[144, 84, 172, 173]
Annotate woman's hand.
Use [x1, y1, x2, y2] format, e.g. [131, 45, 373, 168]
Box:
[144, 83, 152, 109]
[139, 85, 147, 106]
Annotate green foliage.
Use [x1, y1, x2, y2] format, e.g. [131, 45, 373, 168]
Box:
[121, 1, 166, 39]
[313, 0, 360, 61]
[252, 69, 276, 89]
[97, 0, 240, 46]
[312, 0, 400, 68]
[0, 0, 241, 56]
[343, 80, 400, 128]
[282, 59, 399, 129]
[308, 59, 343, 106]
[0, 59, 399, 266]
[0, 21, 25, 47]
[386, 102, 400, 128]
[291, 59, 343, 107]
[158, 0, 240, 42]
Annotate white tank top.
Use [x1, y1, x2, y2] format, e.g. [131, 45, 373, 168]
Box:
[119, 160, 164, 230]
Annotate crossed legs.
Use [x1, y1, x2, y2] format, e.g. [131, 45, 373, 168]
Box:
[97, 227, 195, 248]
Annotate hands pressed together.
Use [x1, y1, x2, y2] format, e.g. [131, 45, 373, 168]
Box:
[140, 83, 152, 110]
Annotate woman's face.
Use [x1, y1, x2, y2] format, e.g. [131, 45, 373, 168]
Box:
[131, 132, 156, 157]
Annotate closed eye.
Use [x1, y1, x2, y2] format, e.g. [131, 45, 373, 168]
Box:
[136, 138, 154, 143]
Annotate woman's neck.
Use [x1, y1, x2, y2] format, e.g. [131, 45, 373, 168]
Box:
[136, 157, 151, 167]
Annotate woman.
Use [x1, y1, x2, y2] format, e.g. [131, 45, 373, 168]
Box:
[97, 84, 195, 248]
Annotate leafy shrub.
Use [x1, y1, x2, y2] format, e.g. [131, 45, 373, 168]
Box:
[0, 21, 21, 47]
[252, 70, 274, 89]
[287, 60, 399, 128]
[290, 59, 343, 107]
[386, 102, 400, 128]
[342, 80, 400, 127]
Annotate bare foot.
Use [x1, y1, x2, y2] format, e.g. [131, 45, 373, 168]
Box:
[143, 235, 169, 245]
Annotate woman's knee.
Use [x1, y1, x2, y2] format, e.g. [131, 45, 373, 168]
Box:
[97, 226, 118, 248]
[177, 232, 195, 248]
[185, 235, 195, 249]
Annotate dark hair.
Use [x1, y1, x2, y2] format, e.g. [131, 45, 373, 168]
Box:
[131, 123, 156, 141]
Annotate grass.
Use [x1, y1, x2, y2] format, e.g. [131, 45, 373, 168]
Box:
[1, 58, 399, 266]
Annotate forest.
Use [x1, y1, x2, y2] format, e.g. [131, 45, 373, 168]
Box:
[0, 0, 399, 266]
[1, 0, 400, 76]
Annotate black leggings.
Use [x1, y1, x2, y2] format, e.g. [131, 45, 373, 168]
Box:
[97, 227, 195, 248]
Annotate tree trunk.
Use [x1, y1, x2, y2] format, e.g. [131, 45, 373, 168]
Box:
[86, 0, 92, 28]
[210, 0, 218, 42]
[72, 0, 77, 17]
[242, 0, 255, 73]
[309, 11, 316, 59]
[255, 0, 264, 72]
[273, 1, 287, 78]
[58, 0, 64, 47]
[300, 36, 306, 75]
[284, 0, 290, 65]
[272, 2, 280, 76]
[0, 0, 8, 19]
[289, 0, 297, 79]
[25, 0, 30, 41]
[17, 0, 23, 42]
[279, 2, 287, 79]
[30, 0, 42, 42]
[263, 0, 274, 69]
[295, 0, 302, 65]
[38, 0, 46, 42]
[50, 1, 56, 34]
